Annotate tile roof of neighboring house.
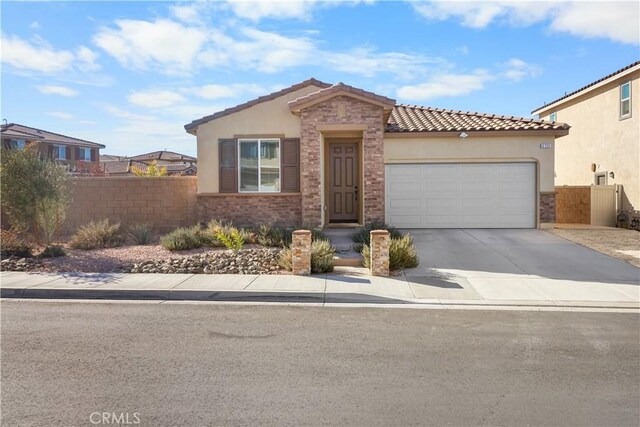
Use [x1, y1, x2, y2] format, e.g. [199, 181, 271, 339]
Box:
[387, 104, 570, 133]
[130, 150, 196, 163]
[100, 154, 129, 162]
[184, 78, 331, 131]
[102, 159, 131, 174]
[0, 123, 105, 148]
[532, 61, 640, 113]
[101, 159, 197, 175]
[288, 82, 396, 111]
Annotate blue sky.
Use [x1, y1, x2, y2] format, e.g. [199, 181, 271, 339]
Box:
[1, 1, 639, 156]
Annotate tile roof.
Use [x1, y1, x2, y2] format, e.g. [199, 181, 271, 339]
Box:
[130, 150, 196, 163]
[101, 159, 197, 175]
[532, 61, 640, 113]
[185, 78, 331, 131]
[288, 82, 396, 110]
[387, 104, 570, 133]
[0, 123, 105, 148]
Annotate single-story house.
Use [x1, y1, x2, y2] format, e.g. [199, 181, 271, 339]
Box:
[185, 79, 569, 229]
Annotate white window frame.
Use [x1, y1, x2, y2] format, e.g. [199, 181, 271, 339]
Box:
[549, 112, 557, 122]
[54, 144, 67, 160]
[620, 81, 631, 119]
[10, 139, 25, 150]
[238, 138, 281, 193]
[594, 171, 608, 186]
[78, 147, 91, 161]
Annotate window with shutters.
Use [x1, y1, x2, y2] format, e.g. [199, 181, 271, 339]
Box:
[53, 145, 67, 160]
[239, 139, 280, 192]
[78, 147, 91, 161]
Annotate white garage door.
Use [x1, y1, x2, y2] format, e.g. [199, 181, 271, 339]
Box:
[385, 163, 536, 228]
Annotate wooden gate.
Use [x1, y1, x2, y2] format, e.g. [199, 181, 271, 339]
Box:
[590, 185, 617, 226]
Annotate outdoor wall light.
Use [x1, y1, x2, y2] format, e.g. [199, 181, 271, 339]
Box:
[609, 171, 615, 179]
[459, 132, 468, 138]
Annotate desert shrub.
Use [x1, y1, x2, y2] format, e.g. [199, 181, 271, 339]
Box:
[159, 225, 208, 251]
[39, 245, 66, 258]
[128, 223, 154, 245]
[215, 226, 245, 251]
[0, 144, 70, 241]
[257, 224, 293, 248]
[277, 246, 293, 271]
[362, 234, 419, 271]
[131, 160, 168, 177]
[69, 219, 125, 250]
[351, 222, 402, 247]
[311, 239, 335, 273]
[277, 239, 335, 273]
[0, 229, 33, 258]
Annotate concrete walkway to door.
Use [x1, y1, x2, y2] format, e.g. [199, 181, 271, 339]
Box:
[404, 229, 639, 306]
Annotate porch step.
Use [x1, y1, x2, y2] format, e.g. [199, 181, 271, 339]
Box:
[323, 227, 363, 267]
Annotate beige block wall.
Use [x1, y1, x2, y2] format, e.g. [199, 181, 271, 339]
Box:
[383, 135, 556, 192]
[537, 70, 639, 211]
[63, 177, 197, 235]
[195, 84, 325, 194]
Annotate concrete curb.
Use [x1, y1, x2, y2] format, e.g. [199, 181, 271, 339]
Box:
[2, 287, 639, 311]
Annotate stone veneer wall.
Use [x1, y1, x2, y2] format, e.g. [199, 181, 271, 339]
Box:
[299, 95, 385, 226]
[63, 177, 198, 234]
[539, 192, 556, 223]
[555, 186, 591, 224]
[197, 194, 302, 227]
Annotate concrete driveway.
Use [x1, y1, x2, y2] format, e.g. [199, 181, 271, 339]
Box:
[404, 229, 640, 304]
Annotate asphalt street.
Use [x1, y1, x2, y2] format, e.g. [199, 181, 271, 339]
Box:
[1, 301, 639, 426]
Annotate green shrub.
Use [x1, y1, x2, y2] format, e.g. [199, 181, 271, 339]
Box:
[215, 226, 245, 251]
[35, 197, 67, 245]
[311, 239, 335, 273]
[69, 220, 125, 250]
[362, 234, 419, 271]
[128, 223, 154, 245]
[0, 229, 33, 258]
[160, 226, 208, 251]
[39, 245, 66, 258]
[277, 239, 335, 273]
[352, 222, 402, 247]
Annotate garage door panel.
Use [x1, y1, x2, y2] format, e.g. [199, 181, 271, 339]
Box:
[385, 163, 535, 229]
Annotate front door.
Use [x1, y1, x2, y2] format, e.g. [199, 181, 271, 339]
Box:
[329, 143, 358, 222]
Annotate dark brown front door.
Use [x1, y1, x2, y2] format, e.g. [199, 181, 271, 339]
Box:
[329, 143, 358, 222]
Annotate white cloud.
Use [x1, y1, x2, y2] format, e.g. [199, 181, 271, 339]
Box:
[1, 33, 102, 74]
[227, 0, 316, 21]
[128, 90, 185, 108]
[93, 19, 208, 74]
[1, 33, 75, 73]
[29, 21, 41, 30]
[184, 83, 266, 100]
[47, 112, 75, 120]
[37, 85, 79, 97]
[105, 106, 157, 122]
[413, 1, 639, 45]
[396, 70, 493, 101]
[502, 58, 542, 81]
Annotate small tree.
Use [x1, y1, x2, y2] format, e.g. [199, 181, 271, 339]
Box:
[131, 160, 168, 177]
[1, 143, 70, 243]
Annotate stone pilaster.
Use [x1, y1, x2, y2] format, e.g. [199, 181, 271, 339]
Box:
[370, 230, 390, 276]
[291, 230, 312, 275]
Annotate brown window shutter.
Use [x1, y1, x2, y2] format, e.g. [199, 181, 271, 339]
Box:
[75, 147, 80, 161]
[280, 138, 300, 192]
[219, 139, 237, 193]
[91, 149, 97, 162]
[48, 144, 54, 159]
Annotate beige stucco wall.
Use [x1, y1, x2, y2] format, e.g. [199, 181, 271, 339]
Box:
[536, 69, 639, 211]
[195, 84, 324, 193]
[384, 135, 556, 192]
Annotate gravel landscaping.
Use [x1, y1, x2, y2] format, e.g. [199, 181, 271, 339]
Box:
[548, 227, 640, 268]
[0, 244, 284, 274]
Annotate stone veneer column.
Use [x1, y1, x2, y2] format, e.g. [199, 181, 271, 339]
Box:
[540, 192, 556, 223]
[369, 230, 390, 276]
[291, 230, 312, 275]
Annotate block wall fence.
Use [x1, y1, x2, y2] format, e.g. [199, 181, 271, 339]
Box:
[62, 177, 198, 235]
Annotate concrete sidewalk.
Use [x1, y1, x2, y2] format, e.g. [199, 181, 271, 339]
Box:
[1, 268, 639, 310]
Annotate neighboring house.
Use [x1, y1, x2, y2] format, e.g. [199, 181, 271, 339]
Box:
[532, 61, 640, 213]
[185, 78, 569, 229]
[100, 150, 197, 176]
[0, 123, 104, 172]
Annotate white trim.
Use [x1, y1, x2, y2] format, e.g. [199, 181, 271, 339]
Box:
[54, 144, 67, 160]
[237, 138, 281, 193]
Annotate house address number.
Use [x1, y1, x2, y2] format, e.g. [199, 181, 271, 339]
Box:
[540, 143, 552, 149]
